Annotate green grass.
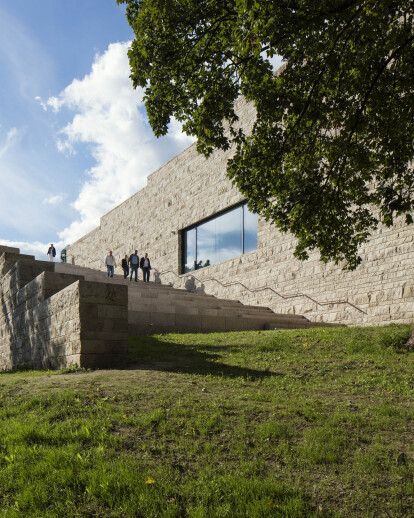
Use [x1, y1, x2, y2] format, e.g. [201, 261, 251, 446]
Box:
[0, 324, 413, 517]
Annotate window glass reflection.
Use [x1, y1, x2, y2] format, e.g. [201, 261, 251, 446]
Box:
[243, 206, 258, 253]
[182, 202, 257, 273]
[197, 207, 242, 268]
[183, 227, 196, 272]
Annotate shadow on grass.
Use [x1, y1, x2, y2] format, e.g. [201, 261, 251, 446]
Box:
[128, 335, 281, 380]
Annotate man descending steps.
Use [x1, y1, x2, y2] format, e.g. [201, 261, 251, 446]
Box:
[105, 250, 116, 278]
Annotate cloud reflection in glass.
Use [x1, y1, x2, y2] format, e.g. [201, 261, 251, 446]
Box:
[183, 203, 257, 273]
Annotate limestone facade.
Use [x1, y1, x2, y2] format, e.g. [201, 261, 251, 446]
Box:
[66, 98, 414, 326]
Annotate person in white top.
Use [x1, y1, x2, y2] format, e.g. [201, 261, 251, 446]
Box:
[105, 251, 117, 278]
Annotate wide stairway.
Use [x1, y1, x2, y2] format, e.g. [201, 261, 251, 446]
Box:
[55, 263, 336, 334]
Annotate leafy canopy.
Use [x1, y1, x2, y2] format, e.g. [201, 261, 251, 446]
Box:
[117, 0, 414, 268]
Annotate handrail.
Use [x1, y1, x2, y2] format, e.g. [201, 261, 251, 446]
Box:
[154, 268, 367, 314]
[67, 256, 139, 269]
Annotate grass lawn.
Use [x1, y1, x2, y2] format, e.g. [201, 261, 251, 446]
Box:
[0, 324, 413, 517]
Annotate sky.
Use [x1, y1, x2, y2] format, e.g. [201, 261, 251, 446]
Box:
[0, 1, 282, 262]
[0, 0, 195, 260]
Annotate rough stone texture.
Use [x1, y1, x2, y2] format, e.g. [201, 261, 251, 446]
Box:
[65, 97, 414, 326]
[0, 245, 20, 255]
[77, 280, 128, 368]
[0, 253, 128, 371]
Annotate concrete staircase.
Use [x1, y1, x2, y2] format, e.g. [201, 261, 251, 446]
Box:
[1, 246, 339, 371]
[55, 263, 337, 334]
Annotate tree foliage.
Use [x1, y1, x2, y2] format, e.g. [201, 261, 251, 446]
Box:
[117, 0, 414, 268]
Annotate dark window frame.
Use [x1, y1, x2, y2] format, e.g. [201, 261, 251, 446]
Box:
[181, 201, 257, 274]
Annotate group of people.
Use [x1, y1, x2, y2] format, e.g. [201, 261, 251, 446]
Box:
[105, 250, 152, 282]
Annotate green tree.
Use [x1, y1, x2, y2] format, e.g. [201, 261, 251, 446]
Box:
[117, 0, 414, 268]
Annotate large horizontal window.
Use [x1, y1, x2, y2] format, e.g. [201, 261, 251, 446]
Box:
[182, 202, 257, 273]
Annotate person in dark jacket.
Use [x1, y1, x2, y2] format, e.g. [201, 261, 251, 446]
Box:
[140, 253, 151, 282]
[47, 244, 56, 262]
[129, 250, 139, 282]
[121, 254, 129, 279]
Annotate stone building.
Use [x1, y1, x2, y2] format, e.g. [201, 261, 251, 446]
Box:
[67, 97, 414, 327]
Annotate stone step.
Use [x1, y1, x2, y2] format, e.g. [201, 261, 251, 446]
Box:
[128, 290, 247, 307]
[55, 264, 218, 296]
[1, 253, 337, 373]
[128, 309, 311, 329]
[57, 265, 271, 307]
[128, 311, 317, 335]
[55, 262, 333, 335]
[126, 281, 218, 296]
[127, 302, 269, 317]
[127, 303, 301, 321]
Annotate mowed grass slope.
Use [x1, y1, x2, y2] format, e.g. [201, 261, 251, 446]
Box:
[0, 325, 413, 517]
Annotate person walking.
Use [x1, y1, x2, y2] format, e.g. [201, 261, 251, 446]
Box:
[105, 251, 117, 278]
[121, 254, 129, 279]
[129, 250, 139, 282]
[140, 252, 151, 282]
[47, 244, 56, 262]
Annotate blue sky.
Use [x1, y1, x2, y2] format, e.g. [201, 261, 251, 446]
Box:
[0, 0, 195, 260]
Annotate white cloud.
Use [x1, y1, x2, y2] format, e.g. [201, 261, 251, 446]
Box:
[0, 127, 19, 158]
[40, 41, 195, 246]
[35, 95, 48, 111]
[42, 194, 65, 205]
[45, 95, 61, 113]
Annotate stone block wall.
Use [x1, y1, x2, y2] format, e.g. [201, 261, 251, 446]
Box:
[0, 252, 128, 371]
[0, 245, 20, 255]
[77, 280, 128, 368]
[66, 98, 414, 326]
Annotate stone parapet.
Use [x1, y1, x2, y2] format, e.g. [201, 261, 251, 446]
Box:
[0, 253, 128, 371]
[0, 251, 36, 278]
[0, 245, 20, 255]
